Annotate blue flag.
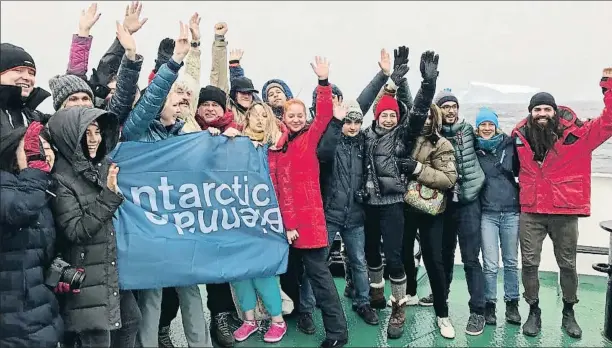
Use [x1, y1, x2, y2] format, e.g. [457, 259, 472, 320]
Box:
[109, 132, 289, 290]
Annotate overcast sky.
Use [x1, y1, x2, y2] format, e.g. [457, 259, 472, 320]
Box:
[1, 1, 610, 113]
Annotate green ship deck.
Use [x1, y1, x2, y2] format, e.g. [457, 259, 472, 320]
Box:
[170, 265, 612, 347]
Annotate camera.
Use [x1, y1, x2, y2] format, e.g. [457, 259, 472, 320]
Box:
[44, 257, 86, 291]
[354, 189, 370, 204]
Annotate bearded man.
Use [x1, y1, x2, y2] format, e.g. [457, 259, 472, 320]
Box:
[512, 69, 612, 339]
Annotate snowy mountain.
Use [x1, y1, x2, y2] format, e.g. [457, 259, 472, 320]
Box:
[458, 81, 540, 104]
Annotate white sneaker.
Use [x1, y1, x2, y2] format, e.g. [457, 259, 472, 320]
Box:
[437, 317, 456, 339]
[386, 294, 419, 307]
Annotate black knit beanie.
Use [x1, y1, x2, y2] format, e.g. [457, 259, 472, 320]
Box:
[198, 85, 227, 111]
[0, 43, 36, 74]
[528, 92, 557, 113]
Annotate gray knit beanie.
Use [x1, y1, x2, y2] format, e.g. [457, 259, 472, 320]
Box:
[434, 88, 459, 107]
[49, 74, 94, 111]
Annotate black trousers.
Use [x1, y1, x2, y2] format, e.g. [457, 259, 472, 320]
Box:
[280, 246, 348, 341]
[159, 288, 179, 329]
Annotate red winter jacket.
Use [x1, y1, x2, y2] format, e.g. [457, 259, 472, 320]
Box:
[512, 93, 612, 216]
[269, 84, 333, 249]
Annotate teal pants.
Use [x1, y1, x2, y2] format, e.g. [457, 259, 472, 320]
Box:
[232, 277, 282, 317]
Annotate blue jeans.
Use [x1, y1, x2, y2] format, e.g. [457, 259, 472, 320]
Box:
[481, 211, 520, 303]
[137, 285, 211, 347]
[232, 277, 283, 317]
[300, 223, 370, 310]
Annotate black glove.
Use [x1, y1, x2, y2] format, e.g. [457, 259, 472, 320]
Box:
[390, 64, 410, 87]
[420, 51, 440, 82]
[393, 46, 409, 69]
[397, 157, 418, 175]
[602, 77, 611, 95]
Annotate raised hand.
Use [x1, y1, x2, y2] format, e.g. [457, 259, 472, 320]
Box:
[333, 102, 348, 121]
[215, 22, 228, 37]
[172, 22, 191, 63]
[106, 163, 120, 193]
[378, 48, 391, 76]
[420, 51, 440, 81]
[123, 1, 148, 34]
[229, 49, 244, 62]
[310, 56, 330, 80]
[394, 46, 409, 69]
[78, 3, 101, 37]
[115, 21, 136, 60]
[390, 64, 409, 86]
[189, 12, 201, 42]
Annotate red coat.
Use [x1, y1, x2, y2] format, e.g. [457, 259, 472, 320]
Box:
[268, 85, 333, 249]
[511, 95, 612, 216]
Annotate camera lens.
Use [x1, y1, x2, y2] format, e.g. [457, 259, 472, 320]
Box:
[63, 267, 86, 290]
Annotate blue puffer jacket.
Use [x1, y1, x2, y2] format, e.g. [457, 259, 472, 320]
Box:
[0, 169, 63, 348]
[121, 58, 184, 142]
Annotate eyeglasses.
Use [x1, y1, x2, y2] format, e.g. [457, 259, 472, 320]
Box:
[441, 104, 458, 111]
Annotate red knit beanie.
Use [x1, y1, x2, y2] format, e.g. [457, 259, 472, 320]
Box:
[375, 95, 400, 120]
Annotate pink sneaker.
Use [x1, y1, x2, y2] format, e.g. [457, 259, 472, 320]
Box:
[263, 321, 287, 343]
[234, 320, 258, 342]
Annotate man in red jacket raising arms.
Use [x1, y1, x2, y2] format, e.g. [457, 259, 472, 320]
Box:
[512, 68, 612, 339]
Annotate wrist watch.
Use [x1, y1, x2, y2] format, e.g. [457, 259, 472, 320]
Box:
[190, 41, 200, 48]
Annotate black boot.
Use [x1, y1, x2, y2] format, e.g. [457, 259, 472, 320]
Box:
[158, 325, 174, 348]
[211, 312, 235, 347]
[522, 302, 542, 337]
[562, 301, 582, 338]
[505, 300, 521, 325]
[484, 302, 496, 325]
[297, 312, 316, 335]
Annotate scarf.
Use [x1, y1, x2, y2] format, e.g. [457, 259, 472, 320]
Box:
[244, 127, 265, 142]
[477, 134, 503, 153]
[196, 110, 234, 131]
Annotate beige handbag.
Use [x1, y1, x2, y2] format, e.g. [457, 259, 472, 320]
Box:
[404, 181, 447, 215]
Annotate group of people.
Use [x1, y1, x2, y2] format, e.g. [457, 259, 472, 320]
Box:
[1, 2, 611, 348]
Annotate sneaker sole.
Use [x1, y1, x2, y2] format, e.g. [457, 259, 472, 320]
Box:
[234, 329, 258, 342]
[297, 326, 316, 335]
[465, 328, 484, 336]
[418, 302, 434, 307]
[263, 331, 287, 343]
[506, 318, 521, 325]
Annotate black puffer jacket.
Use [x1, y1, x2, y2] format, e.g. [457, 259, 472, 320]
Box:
[47, 107, 124, 332]
[0, 85, 51, 137]
[363, 79, 434, 197]
[0, 128, 62, 348]
[317, 118, 366, 229]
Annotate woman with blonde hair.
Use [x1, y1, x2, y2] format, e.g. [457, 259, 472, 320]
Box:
[238, 101, 288, 148]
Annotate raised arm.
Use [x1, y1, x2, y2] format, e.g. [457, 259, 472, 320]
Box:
[307, 57, 333, 144]
[581, 69, 612, 152]
[90, 1, 147, 97]
[210, 22, 230, 94]
[402, 51, 440, 143]
[185, 13, 202, 87]
[229, 49, 245, 83]
[316, 103, 346, 163]
[107, 21, 143, 125]
[121, 23, 188, 141]
[66, 3, 99, 79]
[356, 49, 391, 114]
